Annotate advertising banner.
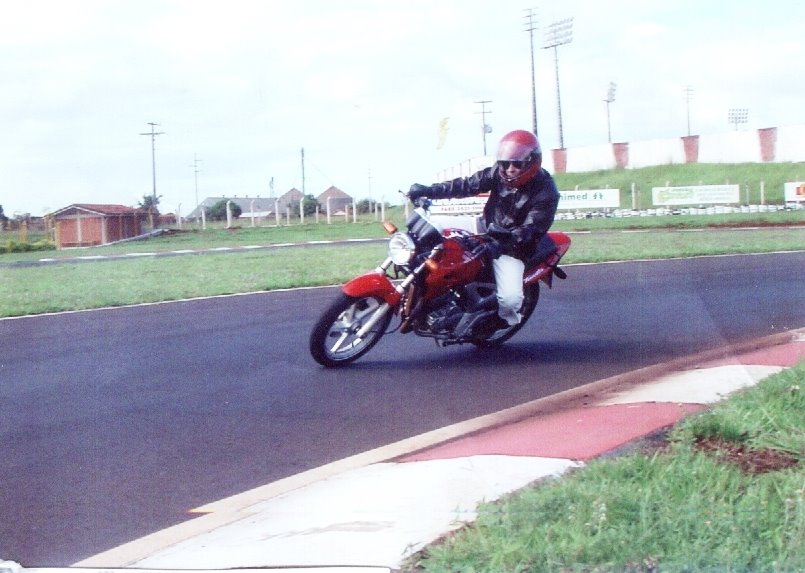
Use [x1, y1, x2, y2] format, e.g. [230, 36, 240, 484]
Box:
[652, 184, 739, 206]
[558, 189, 620, 210]
[429, 195, 488, 215]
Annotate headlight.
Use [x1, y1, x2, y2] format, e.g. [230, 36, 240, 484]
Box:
[388, 232, 415, 265]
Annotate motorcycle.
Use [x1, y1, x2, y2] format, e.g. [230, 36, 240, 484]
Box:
[309, 196, 571, 367]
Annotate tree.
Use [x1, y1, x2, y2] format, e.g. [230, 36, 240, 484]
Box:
[138, 194, 161, 212]
[0, 205, 8, 229]
[205, 199, 242, 221]
[289, 194, 319, 217]
[356, 199, 373, 214]
[138, 194, 161, 228]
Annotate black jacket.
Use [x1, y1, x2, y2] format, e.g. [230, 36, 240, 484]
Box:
[428, 166, 560, 261]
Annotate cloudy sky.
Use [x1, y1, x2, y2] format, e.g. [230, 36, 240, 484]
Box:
[2, 0, 803, 217]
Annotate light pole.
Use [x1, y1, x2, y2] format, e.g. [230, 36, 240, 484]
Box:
[475, 100, 493, 155]
[728, 108, 748, 130]
[543, 17, 573, 149]
[604, 82, 616, 143]
[524, 7, 539, 137]
[139, 122, 164, 202]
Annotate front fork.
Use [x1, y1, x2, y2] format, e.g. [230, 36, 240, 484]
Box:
[343, 245, 444, 337]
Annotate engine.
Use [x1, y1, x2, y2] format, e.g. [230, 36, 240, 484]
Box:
[424, 293, 463, 333]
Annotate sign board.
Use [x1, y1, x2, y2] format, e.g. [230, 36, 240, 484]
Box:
[652, 184, 739, 206]
[429, 195, 488, 215]
[558, 189, 620, 210]
[784, 181, 805, 202]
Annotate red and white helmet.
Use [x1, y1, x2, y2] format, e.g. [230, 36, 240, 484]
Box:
[496, 130, 542, 188]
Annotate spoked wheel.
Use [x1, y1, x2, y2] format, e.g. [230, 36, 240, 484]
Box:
[309, 292, 393, 367]
[472, 283, 540, 348]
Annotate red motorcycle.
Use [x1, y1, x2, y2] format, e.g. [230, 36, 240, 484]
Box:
[309, 197, 571, 367]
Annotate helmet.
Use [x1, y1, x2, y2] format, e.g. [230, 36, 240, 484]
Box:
[496, 130, 542, 188]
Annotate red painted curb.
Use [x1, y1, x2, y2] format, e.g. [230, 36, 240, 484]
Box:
[399, 402, 706, 462]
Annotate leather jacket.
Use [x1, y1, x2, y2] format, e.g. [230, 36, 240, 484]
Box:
[428, 165, 560, 261]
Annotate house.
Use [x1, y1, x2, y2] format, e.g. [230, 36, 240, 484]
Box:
[48, 204, 149, 248]
[317, 185, 353, 213]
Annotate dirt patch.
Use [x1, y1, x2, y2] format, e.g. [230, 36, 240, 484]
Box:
[693, 436, 799, 475]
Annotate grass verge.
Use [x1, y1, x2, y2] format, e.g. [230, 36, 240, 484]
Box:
[405, 363, 805, 573]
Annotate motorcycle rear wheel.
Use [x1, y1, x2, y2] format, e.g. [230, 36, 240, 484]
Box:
[309, 292, 393, 367]
[472, 283, 539, 348]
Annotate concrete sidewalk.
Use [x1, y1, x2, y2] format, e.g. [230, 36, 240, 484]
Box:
[12, 329, 805, 573]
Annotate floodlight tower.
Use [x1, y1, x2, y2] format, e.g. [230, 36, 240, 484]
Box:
[524, 7, 539, 137]
[728, 108, 749, 130]
[542, 17, 574, 149]
[604, 82, 616, 143]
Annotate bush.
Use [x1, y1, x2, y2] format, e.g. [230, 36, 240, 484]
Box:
[2, 239, 56, 253]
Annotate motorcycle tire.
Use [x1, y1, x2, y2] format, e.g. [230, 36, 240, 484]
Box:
[309, 292, 393, 367]
[472, 283, 539, 348]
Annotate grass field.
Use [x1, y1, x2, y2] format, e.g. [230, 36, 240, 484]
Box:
[1, 211, 803, 318]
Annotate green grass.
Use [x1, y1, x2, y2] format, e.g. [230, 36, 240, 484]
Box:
[1, 226, 803, 318]
[0, 246, 386, 317]
[406, 364, 805, 573]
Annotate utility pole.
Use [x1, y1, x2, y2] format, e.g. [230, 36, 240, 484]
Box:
[474, 100, 493, 155]
[524, 8, 539, 138]
[139, 122, 165, 202]
[683, 85, 694, 136]
[190, 154, 201, 216]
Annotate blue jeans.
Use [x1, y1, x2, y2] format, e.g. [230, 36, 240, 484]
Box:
[492, 254, 525, 325]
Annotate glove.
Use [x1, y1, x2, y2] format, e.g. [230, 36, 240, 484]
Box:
[472, 237, 502, 260]
[408, 183, 432, 201]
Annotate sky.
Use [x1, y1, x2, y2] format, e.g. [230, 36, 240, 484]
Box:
[2, 0, 804, 218]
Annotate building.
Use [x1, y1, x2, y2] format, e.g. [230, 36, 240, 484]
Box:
[317, 185, 353, 213]
[275, 188, 305, 215]
[48, 204, 149, 248]
[186, 187, 355, 221]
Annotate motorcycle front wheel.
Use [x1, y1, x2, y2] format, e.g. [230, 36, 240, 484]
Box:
[309, 292, 393, 367]
[472, 283, 540, 348]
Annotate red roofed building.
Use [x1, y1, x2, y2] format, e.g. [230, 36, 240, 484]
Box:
[49, 204, 150, 248]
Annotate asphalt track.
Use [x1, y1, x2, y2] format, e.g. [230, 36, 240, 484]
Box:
[1, 251, 804, 566]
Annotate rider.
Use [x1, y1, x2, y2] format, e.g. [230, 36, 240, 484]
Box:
[408, 129, 560, 332]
